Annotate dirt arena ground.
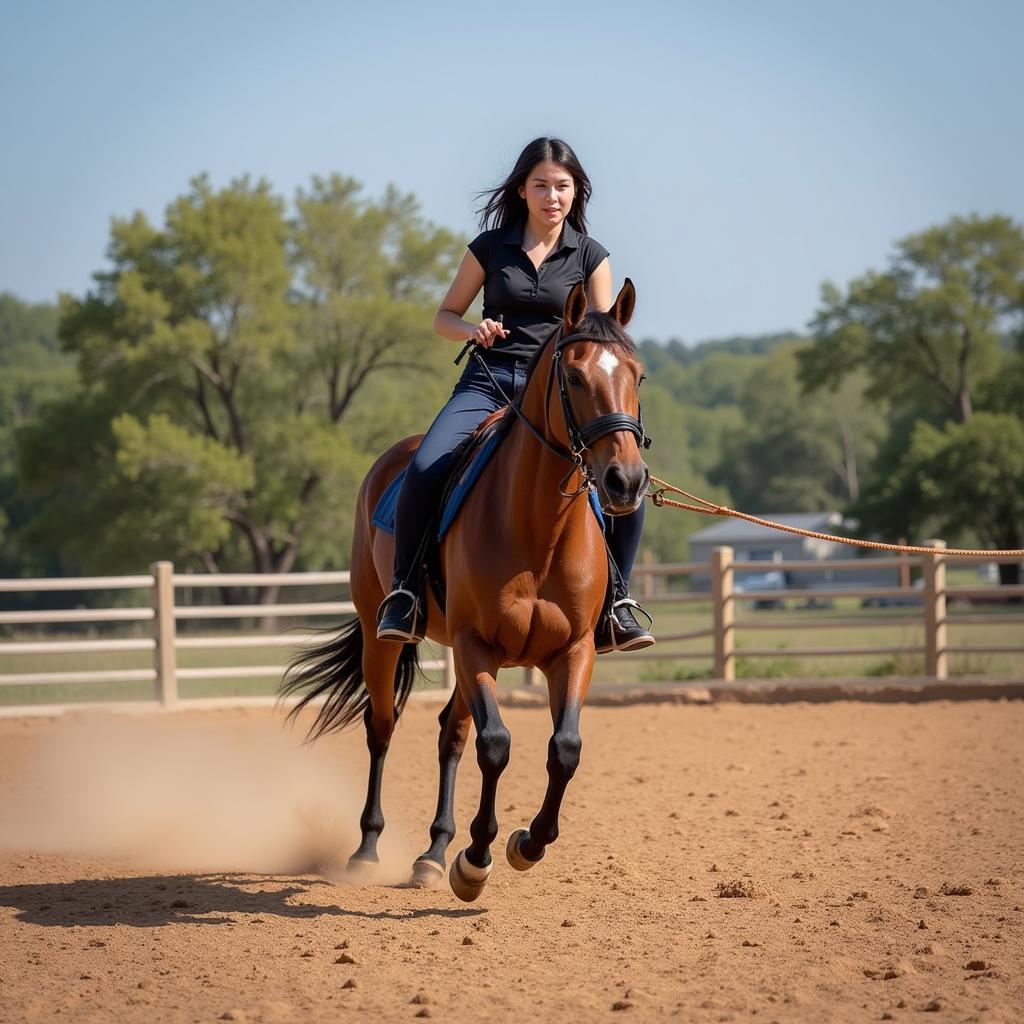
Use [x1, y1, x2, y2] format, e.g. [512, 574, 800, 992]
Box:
[0, 698, 1021, 1024]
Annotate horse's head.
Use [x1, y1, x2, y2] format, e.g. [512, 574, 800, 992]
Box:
[550, 279, 651, 515]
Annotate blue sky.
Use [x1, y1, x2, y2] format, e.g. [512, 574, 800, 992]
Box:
[2, 0, 1022, 342]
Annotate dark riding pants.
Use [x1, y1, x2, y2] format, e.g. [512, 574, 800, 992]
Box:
[391, 354, 645, 596]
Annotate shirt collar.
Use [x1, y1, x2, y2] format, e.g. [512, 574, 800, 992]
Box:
[502, 218, 581, 251]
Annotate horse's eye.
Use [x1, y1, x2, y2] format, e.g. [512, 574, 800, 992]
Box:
[567, 373, 584, 387]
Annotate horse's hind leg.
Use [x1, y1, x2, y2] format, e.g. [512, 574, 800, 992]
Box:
[348, 628, 401, 872]
[448, 630, 510, 902]
[507, 641, 593, 872]
[411, 685, 472, 887]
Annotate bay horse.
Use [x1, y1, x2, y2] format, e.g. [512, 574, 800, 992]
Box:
[281, 279, 650, 902]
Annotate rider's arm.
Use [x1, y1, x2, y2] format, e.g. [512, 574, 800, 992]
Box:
[586, 256, 613, 313]
[433, 251, 508, 346]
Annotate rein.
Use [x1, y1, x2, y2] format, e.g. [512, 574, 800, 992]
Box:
[454, 328, 652, 498]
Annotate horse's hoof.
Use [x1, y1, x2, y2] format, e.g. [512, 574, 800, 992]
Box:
[506, 828, 544, 872]
[410, 857, 445, 889]
[449, 850, 491, 902]
[344, 855, 378, 881]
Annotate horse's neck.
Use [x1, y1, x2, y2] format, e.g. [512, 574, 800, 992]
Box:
[496, 347, 591, 545]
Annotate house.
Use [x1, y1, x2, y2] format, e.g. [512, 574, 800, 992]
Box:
[687, 512, 902, 592]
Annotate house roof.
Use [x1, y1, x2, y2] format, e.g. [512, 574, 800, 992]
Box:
[688, 512, 846, 544]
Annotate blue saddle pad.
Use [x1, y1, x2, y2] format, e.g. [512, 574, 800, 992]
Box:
[371, 435, 604, 539]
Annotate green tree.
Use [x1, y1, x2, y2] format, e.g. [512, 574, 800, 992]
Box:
[799, 215, 1024, 423]
[0, 293, 72, 576]
[18, 174, 464, 589]
[853, 413, 1024, 585]
[637, 377, 727, 563]
[709, 344, 885, 512]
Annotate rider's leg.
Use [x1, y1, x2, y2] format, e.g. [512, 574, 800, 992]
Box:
[377, 358, 514, 642]
[596, 501, 655, 653]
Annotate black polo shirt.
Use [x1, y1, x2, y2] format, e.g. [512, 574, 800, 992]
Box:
[466, 218, 610, 360]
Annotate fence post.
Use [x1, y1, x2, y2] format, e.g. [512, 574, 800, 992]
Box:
[523, 666, 540, 687]
[711, 546, 735, 682]
[898, 538, 910, 590]
[922, 539, 947, 680]
[151, 561, 178, 707]
[641, 548, 655, 598]
[443, 646, 456, 693]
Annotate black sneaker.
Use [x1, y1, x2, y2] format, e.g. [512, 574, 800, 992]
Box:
[595, 597, 655, 654]
[375, 586, 426, 642]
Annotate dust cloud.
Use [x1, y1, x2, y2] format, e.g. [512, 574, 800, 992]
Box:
[0, 710, 417, 882]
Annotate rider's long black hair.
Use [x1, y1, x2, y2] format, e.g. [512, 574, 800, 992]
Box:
[475, 137, 594, 234]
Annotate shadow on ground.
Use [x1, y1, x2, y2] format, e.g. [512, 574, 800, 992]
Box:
[0, 872, 483, 928]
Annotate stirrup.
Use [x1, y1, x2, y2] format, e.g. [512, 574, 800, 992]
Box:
[375, 586, 425, 642]
[596, 596, 655, 654]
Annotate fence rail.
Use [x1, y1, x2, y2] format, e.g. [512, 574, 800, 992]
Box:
[1, 543, 1022, 714]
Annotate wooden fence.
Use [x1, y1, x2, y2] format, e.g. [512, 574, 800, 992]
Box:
[1, 543, 1022, 714]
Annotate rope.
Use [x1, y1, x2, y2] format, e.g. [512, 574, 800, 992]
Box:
[647, 475, 1024, 558]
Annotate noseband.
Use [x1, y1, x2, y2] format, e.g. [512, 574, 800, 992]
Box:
[455, 328, 653, 498]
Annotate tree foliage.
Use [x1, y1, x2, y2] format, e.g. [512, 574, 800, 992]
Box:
[797, 215, 1024, 580]
[0, 294, 72, 575]
[17, 174, 464, 583]
[852, 413, 1024, 583]
[799, 215, 1024, 422]
[709, 344, 885, 512]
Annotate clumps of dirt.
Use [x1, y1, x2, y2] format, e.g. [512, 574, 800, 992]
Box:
[938, 882, 974, 896]
[852, 805, 891, 819]
[714, 878, 760, 898]
[864, 967, 903, 981]
[850, 805, 891, 832]
[865, 959, 915, 981]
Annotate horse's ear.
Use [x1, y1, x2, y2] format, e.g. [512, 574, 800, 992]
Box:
[610, 278, 636, 327]
[563, 282, 588, 333]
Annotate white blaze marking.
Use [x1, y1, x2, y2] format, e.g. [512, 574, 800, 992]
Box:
[596, 349, 619, 378]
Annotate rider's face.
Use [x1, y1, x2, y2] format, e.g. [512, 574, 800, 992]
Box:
[519, 161, 576, 230]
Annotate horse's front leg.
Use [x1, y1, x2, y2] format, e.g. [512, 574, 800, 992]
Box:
[506, 638, 594, 870]
[448, 629, 510, 902]
[410, 686, 472, 888]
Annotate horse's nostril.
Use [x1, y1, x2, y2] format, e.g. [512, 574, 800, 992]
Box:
[603, 465, 630, 500]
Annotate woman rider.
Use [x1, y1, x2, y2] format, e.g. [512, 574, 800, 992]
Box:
[376, 136, 654, 653]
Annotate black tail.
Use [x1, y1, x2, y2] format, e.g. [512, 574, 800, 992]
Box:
[279, 619, 421, 740]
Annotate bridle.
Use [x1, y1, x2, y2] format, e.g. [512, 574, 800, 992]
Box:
[455, 326, 652, 499]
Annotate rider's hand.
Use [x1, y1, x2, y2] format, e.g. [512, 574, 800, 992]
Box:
[472, 318, 511, 348]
